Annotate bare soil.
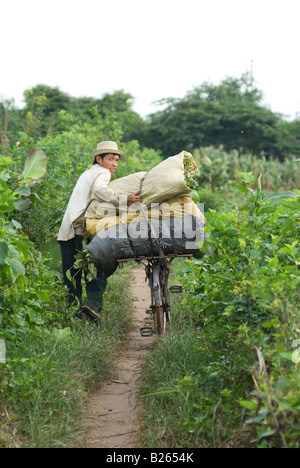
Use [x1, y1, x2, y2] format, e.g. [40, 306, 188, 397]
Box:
[84, 266, 155, 448]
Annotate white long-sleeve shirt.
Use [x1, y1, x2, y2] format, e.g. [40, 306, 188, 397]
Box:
[57, 164, 127, 241]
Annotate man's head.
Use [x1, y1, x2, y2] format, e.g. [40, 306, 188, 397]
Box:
[94, 153, 120, 174]
[92, 141, 125, 174]
[92, 141, 125, 159]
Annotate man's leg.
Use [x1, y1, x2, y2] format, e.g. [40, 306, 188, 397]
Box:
[85, 274, 108, 311]
[81, 274, 108, 321]
[59, 236, 83, 306]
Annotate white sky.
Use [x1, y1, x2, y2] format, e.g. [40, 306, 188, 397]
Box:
[1, 0, 300, 120]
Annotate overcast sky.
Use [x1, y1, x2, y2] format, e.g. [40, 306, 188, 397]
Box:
[1, 0, 299, 120]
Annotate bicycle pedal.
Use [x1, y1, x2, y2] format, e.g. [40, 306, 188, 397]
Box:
[169, 284, 183, 293]
[146, 309, 153, 315]
[140, 327, 154, 337]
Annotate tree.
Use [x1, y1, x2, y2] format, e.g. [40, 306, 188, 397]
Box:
[97, 90, 144, 141]
[24, 85, 71, 117]
[139, 73, 300, 159]
[141, 97, 221, 154]
[21, 86, 145, 141]
[0, 99, 26, 147]
[23, 85, 72, 136]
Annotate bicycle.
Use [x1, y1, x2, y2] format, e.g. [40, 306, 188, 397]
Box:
[117, 203, 201, 335]
[118, 253, 192, 336]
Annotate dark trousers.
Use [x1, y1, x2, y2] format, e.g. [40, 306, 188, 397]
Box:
[59, 235, 107, 310]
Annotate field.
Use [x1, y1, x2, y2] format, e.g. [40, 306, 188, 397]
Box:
[140, 164, 300, 447]
[0, 111, 299, 447]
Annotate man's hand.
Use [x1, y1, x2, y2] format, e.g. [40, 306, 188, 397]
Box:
[127, 190, 141, 206]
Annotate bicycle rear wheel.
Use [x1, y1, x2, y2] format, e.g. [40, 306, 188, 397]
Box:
[152, 263, 167, 335]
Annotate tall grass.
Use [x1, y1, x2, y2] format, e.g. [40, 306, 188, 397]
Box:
[194, 146, 300, 193]
[0, 267, 133, 448]
[138, 261, 250, 448]
[138, 168, 300, 448]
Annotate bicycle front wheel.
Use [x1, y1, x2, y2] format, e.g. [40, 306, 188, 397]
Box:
[152, 263, 167, 335]
[155, 305, 166, 335]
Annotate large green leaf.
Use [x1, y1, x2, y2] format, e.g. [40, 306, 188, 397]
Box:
[264, 191, 300, 201]
[239, 171, 256, 186]
[1, 245, 25, 282]
[7, 256, 25, 282]
[0, 241, 9, 264]
[15, 185, 31, 197]
[15, 198, 33, 212]
[18, 148, 48, 185]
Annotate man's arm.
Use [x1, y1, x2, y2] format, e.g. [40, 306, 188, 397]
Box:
[92, 172, 126, 206]
[92, 171, 141, 206]
[92, 173, 141, 206]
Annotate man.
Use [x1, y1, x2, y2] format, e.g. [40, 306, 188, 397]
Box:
[57, 140, 141, 321]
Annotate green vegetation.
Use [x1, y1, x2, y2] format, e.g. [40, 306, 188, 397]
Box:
[0, 267, 133, 448]
[140, 169, 300, 448]
[139, 73, 300, 160]
[1, 76, 299, 448]
[0, 109, 161, 447]
[1, 73, 300, 160]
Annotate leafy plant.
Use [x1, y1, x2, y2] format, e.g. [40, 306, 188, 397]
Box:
[14, 147, 48, 212]
[140, 171, 300, 448]
[18, 147, 48, 184]
[67, 248, 98, 286]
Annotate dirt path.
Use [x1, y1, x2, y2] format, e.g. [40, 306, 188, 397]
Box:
[84, 266, 155, 448]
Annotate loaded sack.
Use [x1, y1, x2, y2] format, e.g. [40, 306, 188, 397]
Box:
[85, 151, 207, 276]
